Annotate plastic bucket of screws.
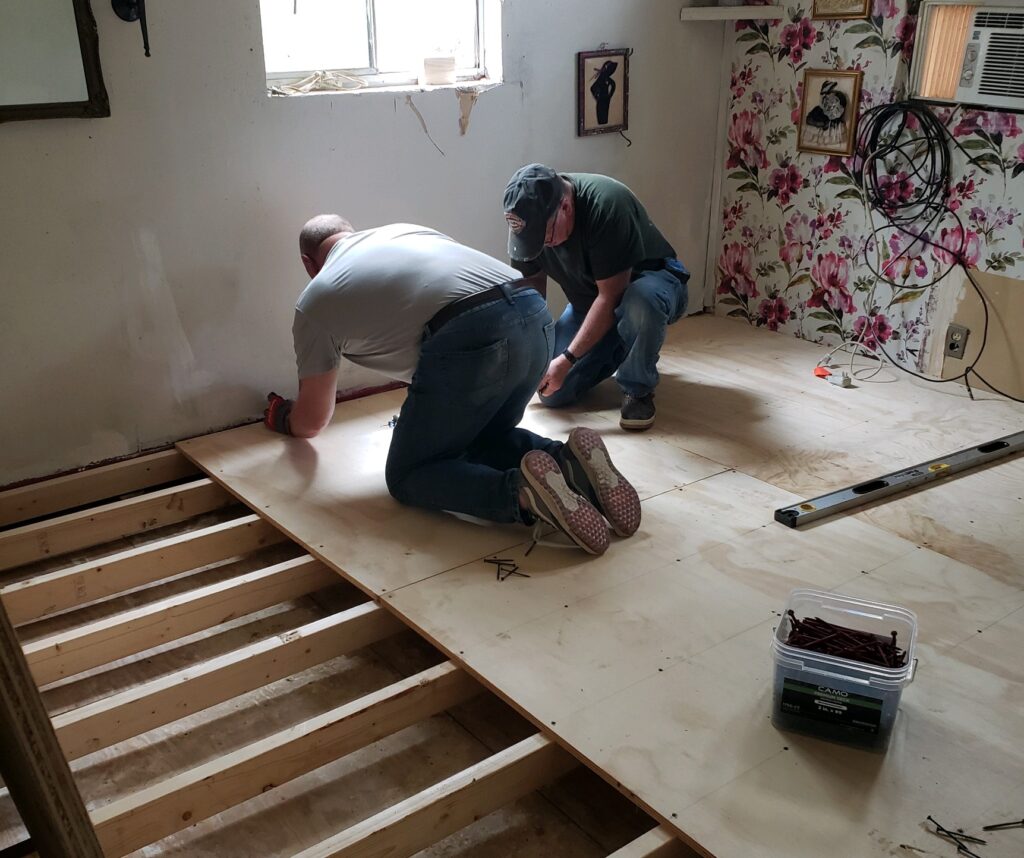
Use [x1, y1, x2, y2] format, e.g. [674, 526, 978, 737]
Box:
[771, 588, 918, 750]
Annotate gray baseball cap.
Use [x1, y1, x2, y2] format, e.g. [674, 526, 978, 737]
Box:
[503, 164, 564, 261]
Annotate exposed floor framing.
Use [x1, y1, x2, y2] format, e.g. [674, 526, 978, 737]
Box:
[0, 452, 689, 857]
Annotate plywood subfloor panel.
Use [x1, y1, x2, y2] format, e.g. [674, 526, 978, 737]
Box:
[179, 315, 1024, 858]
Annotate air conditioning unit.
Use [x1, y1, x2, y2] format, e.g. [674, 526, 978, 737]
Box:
[910, 1, 1024, 111]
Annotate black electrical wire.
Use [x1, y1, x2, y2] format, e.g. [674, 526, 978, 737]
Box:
[853, 100, 1024, 403]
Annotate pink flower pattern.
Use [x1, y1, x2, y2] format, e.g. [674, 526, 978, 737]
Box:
[779, 18, 817, 65]
[780, 212, 813, 264]
[809, 253, 856, 314]
[877, 171, 915, 210]
[947, 176, 976, 212]
[853, 313, 894, 351]
[716, 0, 1024, 358]
[883, 234, 928, 282]
[727, 111, 770, 171]
[757, 295, 792, 331]
[894, 15, 915, 62]
[954, 111, 1021, 140]
[873, 0, 898, 18]
[932, 226, 982, 267]
[718, 243, 759, 299]
[769, 162, 804, 206]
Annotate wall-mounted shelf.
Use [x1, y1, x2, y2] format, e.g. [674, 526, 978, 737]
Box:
[679, 5, 784, 19]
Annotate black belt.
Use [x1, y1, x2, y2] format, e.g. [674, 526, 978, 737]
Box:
[426, 279, 535, 334]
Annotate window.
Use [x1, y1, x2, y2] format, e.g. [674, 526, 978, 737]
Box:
[259, 0, 491, 89]
[915, 3, 976, 100]
[910, 2, 1024, 111]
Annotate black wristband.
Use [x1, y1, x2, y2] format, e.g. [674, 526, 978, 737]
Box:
[562, 348, 578, 366]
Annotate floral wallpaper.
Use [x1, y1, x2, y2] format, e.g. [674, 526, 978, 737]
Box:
[715, 0, 1024, 367]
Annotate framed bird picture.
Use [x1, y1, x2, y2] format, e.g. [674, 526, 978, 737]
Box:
[797, 69, 863, 156]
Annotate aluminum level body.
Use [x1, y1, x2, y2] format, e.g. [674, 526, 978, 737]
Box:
[775, 430, 1024, 528]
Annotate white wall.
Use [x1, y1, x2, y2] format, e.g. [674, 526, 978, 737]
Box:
[0, 0, 721, 485]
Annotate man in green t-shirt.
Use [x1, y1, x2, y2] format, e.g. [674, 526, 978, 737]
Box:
[503, 164, 689, 430]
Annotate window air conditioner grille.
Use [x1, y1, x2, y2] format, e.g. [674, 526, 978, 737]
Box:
[978, 32, 1024, 95]
[974, 10, 1024, 28]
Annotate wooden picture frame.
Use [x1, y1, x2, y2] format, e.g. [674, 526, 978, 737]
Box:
[0, 0, 110, 124]
[797, 69, 863, 157]
[576, 49, 629, 137]
[811, 0, 871, 19]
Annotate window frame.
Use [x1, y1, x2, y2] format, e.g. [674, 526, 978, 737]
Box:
[263, 0, 489, 90]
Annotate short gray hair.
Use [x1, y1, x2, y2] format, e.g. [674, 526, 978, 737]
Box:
[299, 214, 353, 258]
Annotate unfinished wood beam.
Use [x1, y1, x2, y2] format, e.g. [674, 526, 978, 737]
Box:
[292, 733, 575, 858]
[54, 602, 405, 761]
[0, 478, 233, 573]
[0, 449, 197, 529]
[0, 602, 104, 858]
[23, 555, 335, 686]
[608, 827, 694, 858]
[90, 661, 479, 858]
[1, 514, 285, 627]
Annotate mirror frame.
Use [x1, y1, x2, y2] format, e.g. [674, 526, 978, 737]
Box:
[0, 0, 110, 124]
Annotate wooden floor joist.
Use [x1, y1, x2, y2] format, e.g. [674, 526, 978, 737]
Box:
[0, 478, 233, 572]
[53, 602, 405, 761]
[0, 600, 105, 858]
[608, 827, 693, 858]
[23, 555, 336, 686]
[1, 513, 285, 626]
[89, 661, 480, 857]
[0, 449, 197, 529]
[291, 733, 576, 858]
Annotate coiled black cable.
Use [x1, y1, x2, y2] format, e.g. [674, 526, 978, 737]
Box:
[853, 100, 1023, 402]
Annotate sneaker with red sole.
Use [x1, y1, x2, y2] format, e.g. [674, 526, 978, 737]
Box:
[562, 427, 641, 537]
[520, 450, 610, 555]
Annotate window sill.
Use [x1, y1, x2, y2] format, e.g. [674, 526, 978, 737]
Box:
[267, 78, 502, 98]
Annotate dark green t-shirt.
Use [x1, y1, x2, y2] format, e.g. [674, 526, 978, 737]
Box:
[515, 173, 675, 312]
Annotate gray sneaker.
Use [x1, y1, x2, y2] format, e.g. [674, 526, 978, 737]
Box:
[520, 451, 610, 555]
[620, 393, 655, 431]
[560, 428, 641, 537]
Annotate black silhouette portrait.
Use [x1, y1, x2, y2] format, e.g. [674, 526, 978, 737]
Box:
[590, 60, 618, 125]
[577, 49, 629, 137]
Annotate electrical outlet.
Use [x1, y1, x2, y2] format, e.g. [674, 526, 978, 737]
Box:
[944, 323, 970, 360]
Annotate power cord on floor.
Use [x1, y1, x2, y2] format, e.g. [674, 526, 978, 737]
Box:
[819, 100, 1023, 403]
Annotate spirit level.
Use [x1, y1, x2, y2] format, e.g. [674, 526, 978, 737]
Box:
[774, 430, 1024, 528]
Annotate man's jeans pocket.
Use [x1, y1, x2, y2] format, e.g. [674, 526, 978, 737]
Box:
[542, 320, 556, 362]
[418, 337, 510, 405]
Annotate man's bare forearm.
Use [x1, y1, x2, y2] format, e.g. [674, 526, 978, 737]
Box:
[568, 295, 618, 358]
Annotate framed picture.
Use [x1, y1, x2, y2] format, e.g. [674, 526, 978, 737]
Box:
[811, 0, 870, 19]
[577, 49, 629, 137]
[797, 69, 863, 156]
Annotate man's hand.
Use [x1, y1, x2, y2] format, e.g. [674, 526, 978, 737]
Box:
[538, 354, 572, 398]
[264, 392, 294, 435]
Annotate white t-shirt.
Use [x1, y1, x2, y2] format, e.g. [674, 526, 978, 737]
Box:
[292, 224, 520, 383]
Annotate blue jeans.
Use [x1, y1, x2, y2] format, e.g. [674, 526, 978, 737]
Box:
[385, 288, 561, 524]
[540, 266, 689, 407]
